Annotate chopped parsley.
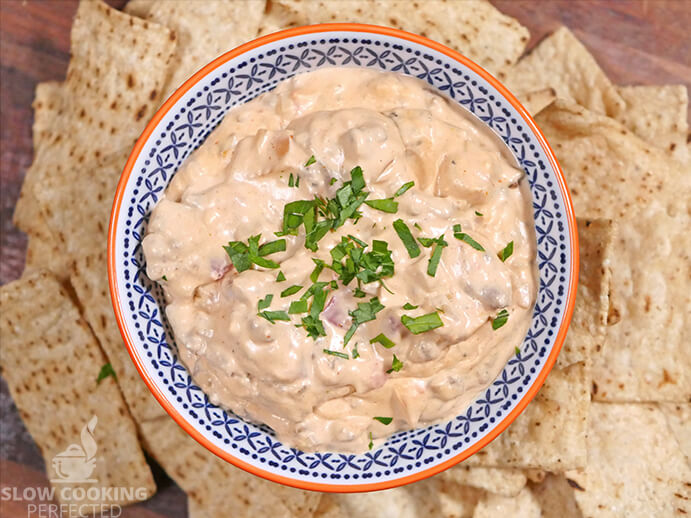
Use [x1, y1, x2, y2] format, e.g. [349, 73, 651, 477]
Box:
[492, 308, 509, 330]
[310, 258, 325, 282]
[305, 155, 316, 167]
[393, 219, 421, 258]
[288, 173, 299, 188]
[364, 198, 398, 213]
[288, 299, 309, 314]
[401, 312, 444, 334]
[373, 416, 393, 425]
[353, 287, 366, 298]
[258, 310, 290, 323]
[402, 302, 418, 310]
[223, 235, 286, 272]
[424, 235, 448, 277]
[452, 224, 485, 252]
[323, 348, 349, 359]
[394, 181, 415, 197]
[276, 271, 286, 282]
[161, 275, 168, 281]
[386, 354, 403, 373]
[369, 333, 396, 349]
[96, 363, 116, 384]
[352, 344, 360, 359]
[498, 241, 514, 262]
[344, 297, 385, 345]
[515, 346, 521, 356]
[368, 432, 374, 450]
[280, 285, 303, 297]
[414, 222, 422, 231]
[257, 293, 273, 311]
[329, 177, 338, 185]
[475, 211, 483, 217]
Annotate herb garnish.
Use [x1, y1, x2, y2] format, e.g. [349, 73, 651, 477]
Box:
[257, 294, 273, 311]
[393, 219, 421, 258]
[402, 303, 418, 310]
[515, 346, 521, 356]
[258, 310, 290, 323]
[401, 312, 444, 334]
[288, 173, 299, 188]
[161, 275, 168, 281]
[452, 224, 485, 252]
[323, 349, 349, 359]
[352, 344, 360, 359]
[280, 285, 303, 297]
[498, 241, 514, 262]
[364, 198, 398, 213]
[394, 181, 415, 197]
[369, 333, 396, 349]
[276, 271, 286, 282]
[368, 432, 374, 450]
[373, 416, 393, 425]
[97, 363, 116, 384]
[310, 258, 325, 282]
[492, 309, 509, 330]
[223, 235, 286, 272]
[305, 155, 316, 167]
[329, 177, 337, 185]
[344, 297, 385, 345]
[288, 300, 308, 314]
[475, 211, 483, 217]
[387, 354, 403, 373]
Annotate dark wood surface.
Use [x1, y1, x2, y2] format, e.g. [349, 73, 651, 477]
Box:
[1, 1, 689, 517]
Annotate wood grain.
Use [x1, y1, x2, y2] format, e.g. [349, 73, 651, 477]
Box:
[0, 1, 689, 517]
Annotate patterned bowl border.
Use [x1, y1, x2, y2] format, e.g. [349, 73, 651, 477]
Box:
[108, 24, 578, 492]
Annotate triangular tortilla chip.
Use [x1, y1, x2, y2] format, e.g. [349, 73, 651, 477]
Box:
[259, 0, 529, 77]
[0, 271, 156, 510]
[438, 466, 527, 498]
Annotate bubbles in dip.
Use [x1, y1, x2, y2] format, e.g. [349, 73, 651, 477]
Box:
[143, 69, 537, 453]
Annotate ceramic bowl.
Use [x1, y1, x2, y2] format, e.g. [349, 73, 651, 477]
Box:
[108, 24, 578, 492]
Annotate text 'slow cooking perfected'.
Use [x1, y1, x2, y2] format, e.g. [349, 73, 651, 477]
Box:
[143, 69, 537, 453]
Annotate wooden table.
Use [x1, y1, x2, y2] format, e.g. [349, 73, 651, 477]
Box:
[1, 1, 689, 516]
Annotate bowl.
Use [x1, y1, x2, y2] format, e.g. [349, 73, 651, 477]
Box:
[108, 24, 578, 492]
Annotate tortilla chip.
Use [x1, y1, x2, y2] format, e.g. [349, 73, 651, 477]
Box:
[438, 466, 527, 498]
[503, 27, 625, 117]
[259, 0, 529, 77]
[139, 416, 321, 518]
[566, 403, 691, 517]
[522, 88, 557, 117]
[465, 361, 588, 471]
[124, 0, 156, 17]
[659, 403, 691, 466]
[17, 0, 175, 242]
[557, 218, 613, 370]
[616, 84, 689, 163]
[141, 0, 264, 99]
[529, 473, 582, 518]
[472, 487, 541, 518]
[70, 247, 166, 424]
[0, 271, 156, 510]
[537, 99, 691, 402]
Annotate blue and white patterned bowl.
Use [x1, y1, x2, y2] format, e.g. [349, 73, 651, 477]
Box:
[108, 24, 578, 492]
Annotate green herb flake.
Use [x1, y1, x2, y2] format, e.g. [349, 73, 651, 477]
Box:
[373, 416, 393, 425]
[475, 211, 483, 217]
[224, 235, 285, 272]
[353, 288, 366, 298]
[452, 224, 485, 252]
[426, 235, 448, 277]
[369, 333, 396, 349]
[288, 300, 309, 314]
[161, 275, 168, 281]
[276, 271, 286, 282]
[310, 258, 325, 282]
[368, 432, 374, 450]
[492, 309, 509, 330]
[515, 346, 521, 356]
[96, 363, 116, 384]
[280, 285, 303, 298]
[305, 155, 316, 167]
[364, 198, 398, 213]
[323, 348, 349, 359]
[352, 344, 360, 359]
[258, 310, 290, 323]
[498, 241, 514, 262]
[288, 173, 295, 187]
[393, 219, 421, 258]
[414, 222, 422, 231]
[394, 181, 415, 197]
[330, 177, 338, 185]
[386, 354, 403, 373]
[344, 297, 385, 345]
[402, 302, 418, 310]
[347, 234, 368, 248]
[257, 293, 273, 311]
[401, 312, 444, 334]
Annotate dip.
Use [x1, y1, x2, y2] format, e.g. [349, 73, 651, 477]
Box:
[143, 68, 537, 453]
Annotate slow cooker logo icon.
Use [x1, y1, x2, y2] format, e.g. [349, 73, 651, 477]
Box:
[51, 416, 98, 483]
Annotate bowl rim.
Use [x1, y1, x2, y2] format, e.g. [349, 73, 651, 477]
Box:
[108, 22, 579, 493]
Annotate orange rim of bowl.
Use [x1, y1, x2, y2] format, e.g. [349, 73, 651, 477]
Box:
[108, 23, 579, 493]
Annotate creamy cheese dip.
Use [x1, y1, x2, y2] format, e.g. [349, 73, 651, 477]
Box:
[143, 68, 537, 453]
